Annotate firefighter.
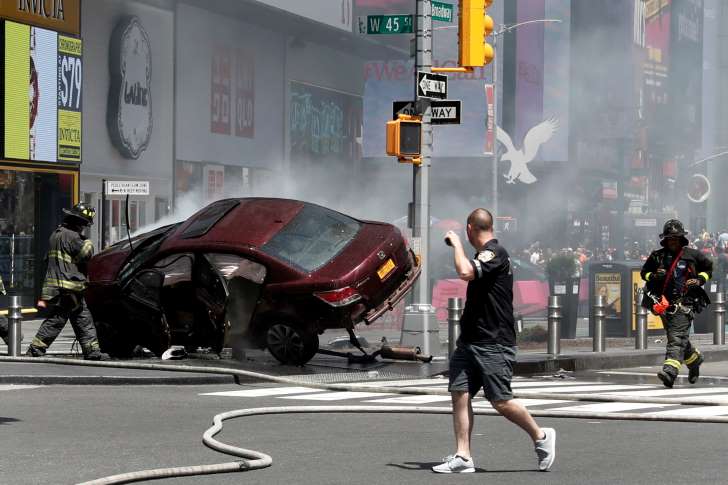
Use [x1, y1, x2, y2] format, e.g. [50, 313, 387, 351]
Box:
[641, 219, 712, 388]
[26, 202, 109, 360]
[0, 273, 8, 346]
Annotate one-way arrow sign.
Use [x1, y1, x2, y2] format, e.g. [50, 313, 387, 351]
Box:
[417, 71, 447, 99]
[393, 100, 461, 125]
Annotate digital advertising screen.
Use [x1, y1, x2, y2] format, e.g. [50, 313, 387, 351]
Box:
[3, 20, 82, 163]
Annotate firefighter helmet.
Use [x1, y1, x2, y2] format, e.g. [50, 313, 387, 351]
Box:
[659, 219, 689, 247]
[63, 202, 96, 225]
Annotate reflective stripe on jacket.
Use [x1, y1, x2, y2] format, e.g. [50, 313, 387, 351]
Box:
[41, 225, 94, 299]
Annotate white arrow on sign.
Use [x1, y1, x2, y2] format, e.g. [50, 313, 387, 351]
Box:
[419, 76, 446, 95]
[417, 71, 448, 99]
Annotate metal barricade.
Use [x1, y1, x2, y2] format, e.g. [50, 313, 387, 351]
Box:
[447, 297, 462, 359]
[635, 289, 648, 350]
[7, 295, 22, 356]
[714, 291, 726, 346]
[547, 295, 561, 356]
[593, 294, 606, 352]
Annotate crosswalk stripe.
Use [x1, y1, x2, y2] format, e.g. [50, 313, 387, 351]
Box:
[604, 387, 728, 398]
[0, 385, 40, 392]
[548, 402, 675, 413]
[364, 395, 452, 404]
[511, 381, 599, 388]
[515, 399, 574, 407]
[278, 391, 392, 401]
[647, 406, 728, 417]
[347, 379, 448, 388]
[518, 384, 654, 393]
[200, 387, 321, 397]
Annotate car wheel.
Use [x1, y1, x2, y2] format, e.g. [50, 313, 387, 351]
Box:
[95, 320, 136, 358]
[265, 322, 319, 365]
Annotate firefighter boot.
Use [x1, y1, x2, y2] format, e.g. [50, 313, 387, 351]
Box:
[84, 350, 111, 361]
[657, 360, 680, 388]
[686, 350, 704, 385]
[26, 344, 46, 357]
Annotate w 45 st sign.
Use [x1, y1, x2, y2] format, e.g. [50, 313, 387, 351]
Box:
[358, 14, 413, 34]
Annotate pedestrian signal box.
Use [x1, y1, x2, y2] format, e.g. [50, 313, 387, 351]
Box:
[386, 114, 422, 165]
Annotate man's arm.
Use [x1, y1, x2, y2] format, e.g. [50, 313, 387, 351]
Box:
[640, 252, 659, 282]
[445, 231, 475, 281]
[694, 250, 713, 284]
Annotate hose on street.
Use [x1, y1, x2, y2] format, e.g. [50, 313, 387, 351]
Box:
[2, 356, 727, 484]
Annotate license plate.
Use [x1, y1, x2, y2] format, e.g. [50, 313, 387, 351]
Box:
[377, 258, 396, 280]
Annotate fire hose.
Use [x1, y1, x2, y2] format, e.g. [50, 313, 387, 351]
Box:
[2, 355, 727, 484]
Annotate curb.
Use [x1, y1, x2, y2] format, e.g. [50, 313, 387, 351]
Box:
[0, 374, 241, 385]
[513, 346, 728, 375]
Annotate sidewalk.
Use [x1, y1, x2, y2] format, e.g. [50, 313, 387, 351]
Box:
[1, 317, 727, 385]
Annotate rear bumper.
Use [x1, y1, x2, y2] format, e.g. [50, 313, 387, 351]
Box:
[363, 249, 421, 325]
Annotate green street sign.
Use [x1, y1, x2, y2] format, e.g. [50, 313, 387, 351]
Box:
[432, 1, 454, 22]
[359, 15, 413, 34]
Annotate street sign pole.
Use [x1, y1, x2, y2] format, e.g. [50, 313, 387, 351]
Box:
[491, 33, 499, 222]
[412, 0, 433, 356]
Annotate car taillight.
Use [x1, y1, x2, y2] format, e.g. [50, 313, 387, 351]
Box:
[314, 287, 362, 307]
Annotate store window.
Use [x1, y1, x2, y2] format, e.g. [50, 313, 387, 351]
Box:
[0, 169, 75, 304]
[104, 198, 148, 245]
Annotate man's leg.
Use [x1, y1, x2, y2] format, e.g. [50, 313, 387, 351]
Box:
[682, 313, 703, 383]
[659, 313, 692, 387]
[68, 297, 108, 360]
[0, 315, 8, 346]
[452, 391, 473, 458]
[492, 399, 543, 441]
[28, 299, 69, 356]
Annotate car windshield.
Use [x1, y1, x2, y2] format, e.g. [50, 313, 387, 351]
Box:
[118, 223, 180, 282]
[260, 204, 361, 273]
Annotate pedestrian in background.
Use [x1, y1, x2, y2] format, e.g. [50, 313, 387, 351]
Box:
[26, 203, 109, 360]
[641, 219, 712, 388]
[0, 273, 8, 346]
[434, 208, 556, 473]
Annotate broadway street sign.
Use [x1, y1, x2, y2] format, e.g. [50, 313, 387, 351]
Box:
[432, 1, 454, 22]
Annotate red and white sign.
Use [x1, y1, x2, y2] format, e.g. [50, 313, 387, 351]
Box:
[235, 49, 254, 138]
[484, 83, 495, 155]
[211, 48, 231, 134]
[204, 165, 225, 202]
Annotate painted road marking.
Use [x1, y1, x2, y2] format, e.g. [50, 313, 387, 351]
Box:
[364, 395, 452, 404]
[200, 386, 322, 397]
[648, 406, 728, 417]
[549, 402, 674, 413]
[518, 384, 654, 393]
[278, 391, 392, 401]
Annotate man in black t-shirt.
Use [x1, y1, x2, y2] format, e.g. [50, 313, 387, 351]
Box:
[432, 209, 556, 474]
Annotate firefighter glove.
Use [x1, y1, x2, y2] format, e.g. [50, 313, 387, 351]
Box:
[650, 269, 666, 282]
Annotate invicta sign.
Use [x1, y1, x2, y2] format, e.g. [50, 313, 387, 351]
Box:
[17, 0, 66, 20]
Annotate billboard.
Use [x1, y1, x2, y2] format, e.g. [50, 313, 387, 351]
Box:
[3, 20, 82, 163]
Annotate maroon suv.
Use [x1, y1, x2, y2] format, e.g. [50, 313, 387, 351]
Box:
[85, 198, 420, 365]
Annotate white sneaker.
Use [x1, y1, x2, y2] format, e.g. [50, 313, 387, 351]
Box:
[535, 428, 556, 471]
[432, 454, 475, 473]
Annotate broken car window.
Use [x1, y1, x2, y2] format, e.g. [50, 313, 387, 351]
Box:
[260, 204, 361, 273]
[153, 253, 193, 286]
[204, 253, 266, 284]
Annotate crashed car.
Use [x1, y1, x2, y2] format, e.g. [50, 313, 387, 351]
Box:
[85, 198, 420, 365]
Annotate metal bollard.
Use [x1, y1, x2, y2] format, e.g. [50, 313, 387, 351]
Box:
[714, 291, 726, 345]
[547, 295, 561, 356]
[635, 289, 648, 350]
[593, 294, 606, 352]
[447, 297, 462, 359]
[7, 295, 22, 356]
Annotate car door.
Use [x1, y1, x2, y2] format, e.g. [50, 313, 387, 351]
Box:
[120, 268, 168, 355]
[203, 253, 266, 359]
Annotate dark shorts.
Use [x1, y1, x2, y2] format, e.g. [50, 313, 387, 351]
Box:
[448, 342, 516, 402]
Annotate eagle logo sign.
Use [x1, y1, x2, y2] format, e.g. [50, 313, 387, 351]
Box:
[496, 118, 558, 184]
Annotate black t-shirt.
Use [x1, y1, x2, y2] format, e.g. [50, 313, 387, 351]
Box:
[459, 239, 516, 346]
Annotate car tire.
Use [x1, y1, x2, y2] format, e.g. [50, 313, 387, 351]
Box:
[265, 321, 319, 365]
[95, 320, 136, 358]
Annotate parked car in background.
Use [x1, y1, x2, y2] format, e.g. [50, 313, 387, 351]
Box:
[86, 198, 420, 365]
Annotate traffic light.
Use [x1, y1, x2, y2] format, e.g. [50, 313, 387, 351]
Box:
[459, 0, 495, 68]
[386, 114, 422, 164]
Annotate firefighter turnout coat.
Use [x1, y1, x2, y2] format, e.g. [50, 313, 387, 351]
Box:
[640, 246, 713, 311]
[40, 225, 94, 300]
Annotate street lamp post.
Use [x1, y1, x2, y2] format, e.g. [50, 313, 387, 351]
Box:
[489, 19, 561, 224]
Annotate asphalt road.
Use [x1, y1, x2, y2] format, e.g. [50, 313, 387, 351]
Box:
[3, 363, 728, 484]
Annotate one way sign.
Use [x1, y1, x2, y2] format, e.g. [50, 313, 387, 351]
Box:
[417, 71, 447, 99]
[393, 100, 461, 125]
